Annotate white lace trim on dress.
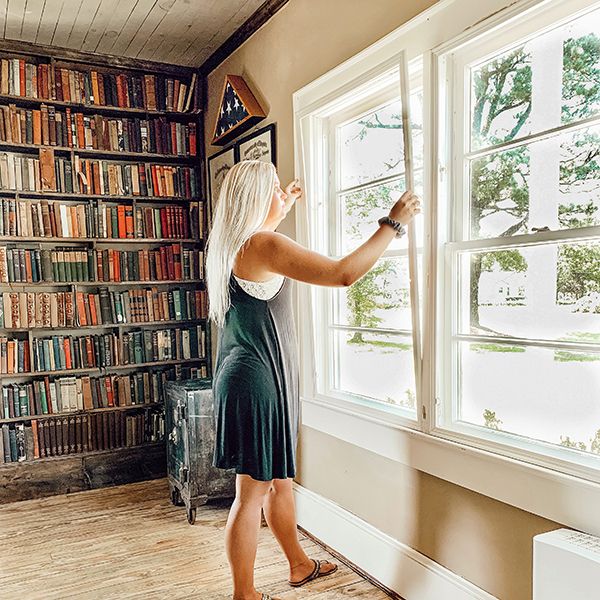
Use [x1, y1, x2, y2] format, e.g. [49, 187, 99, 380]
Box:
[233, 273, 285, 300]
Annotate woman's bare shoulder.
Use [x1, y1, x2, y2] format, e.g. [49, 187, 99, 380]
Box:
[235, 231, 287, 279]
[248, 230, 293, 249]
[244, 230, 349, 287]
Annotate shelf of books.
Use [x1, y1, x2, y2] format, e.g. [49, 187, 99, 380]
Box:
[0, 48, 209, 488]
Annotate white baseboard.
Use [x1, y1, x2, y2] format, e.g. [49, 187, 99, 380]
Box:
[293, 483, 498, 600]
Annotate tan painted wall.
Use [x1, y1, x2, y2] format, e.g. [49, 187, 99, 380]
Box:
[204, 1, 562, 598]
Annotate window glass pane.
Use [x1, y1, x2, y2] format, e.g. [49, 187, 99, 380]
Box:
[470, 8, 600, 150]
[339, 98, 404, 189]
[459, 242, 600, 343]
[458, 342, 600, 455]
[562, 12, 600, 124]
[334, 255, 423, 331]
[470, 124, 600, 239]
[334, 329, 416, 413]
[470, 46, 532, 150]
[339, 171, 424, 255]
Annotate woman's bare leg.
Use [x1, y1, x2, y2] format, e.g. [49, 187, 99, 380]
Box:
[262, 478, 337, 582]
[226, 474, 272, 600]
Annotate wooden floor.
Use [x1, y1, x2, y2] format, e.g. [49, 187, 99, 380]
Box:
[0, 478, 392, 599]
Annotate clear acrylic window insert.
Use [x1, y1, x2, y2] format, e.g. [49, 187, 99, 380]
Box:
[327, 70, 424, 418]
[449, 7, 600, 458]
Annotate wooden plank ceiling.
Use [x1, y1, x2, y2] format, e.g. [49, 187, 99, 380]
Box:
[0, 0, 266, 67]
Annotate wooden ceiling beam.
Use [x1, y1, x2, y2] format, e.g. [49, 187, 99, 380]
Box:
[199, 0, 290, 76]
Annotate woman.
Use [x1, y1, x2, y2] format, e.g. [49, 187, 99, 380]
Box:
[206, 160, 420, 600]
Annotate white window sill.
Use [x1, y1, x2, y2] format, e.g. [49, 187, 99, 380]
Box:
[301, 395, 600, 537]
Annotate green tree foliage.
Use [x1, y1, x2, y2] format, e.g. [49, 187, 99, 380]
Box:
[344, 183, 401, 239]
[559, 435, 588, 451]
[472, 49, 532, 147]
[562, 34, 600, 122]
[470, 35, 600, 329]
[558, 200, 598, 229]
[346, 260, 403, 343]
[558, 430, 600, 453]
[560, 131, 600, 190]
[481, 249, 528, 273]
[483, 408, 503, 430]
[557, 243, 600, 302]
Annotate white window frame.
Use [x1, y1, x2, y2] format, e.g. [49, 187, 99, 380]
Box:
[293, 0, 600, 537]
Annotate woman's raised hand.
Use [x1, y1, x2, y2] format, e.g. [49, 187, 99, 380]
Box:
[389, 190, 421, 225]
[284, 178, 303, 208]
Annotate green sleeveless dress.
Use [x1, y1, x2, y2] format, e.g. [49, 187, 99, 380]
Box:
[212, 273, 299, 481]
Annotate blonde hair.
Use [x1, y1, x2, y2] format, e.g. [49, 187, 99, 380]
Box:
[206, 160, 277, 328]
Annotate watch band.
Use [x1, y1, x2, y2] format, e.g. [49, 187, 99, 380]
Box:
[378, 215, 406, 238]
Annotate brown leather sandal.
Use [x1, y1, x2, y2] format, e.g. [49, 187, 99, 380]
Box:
[288, 558, 338, 587]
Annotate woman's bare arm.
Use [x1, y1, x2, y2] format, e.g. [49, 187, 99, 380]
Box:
[243, 190, 420, 287]
[251, 226, 397, 287]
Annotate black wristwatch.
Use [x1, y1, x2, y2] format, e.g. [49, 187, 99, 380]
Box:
[378, 215, 406, 238]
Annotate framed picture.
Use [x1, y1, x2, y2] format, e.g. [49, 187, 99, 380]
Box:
[235, 123, 277, 166]
[207, 145, 236, 226]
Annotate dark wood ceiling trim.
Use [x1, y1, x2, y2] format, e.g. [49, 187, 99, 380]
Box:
[0, 39, 194, 76]
[199, 0, 291, 76]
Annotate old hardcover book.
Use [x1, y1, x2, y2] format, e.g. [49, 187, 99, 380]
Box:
[75, 414, 82, 452]
[82, 414, 89, 452]
[81, 375, 93, 410]
[39, 148, 56, 191]
[31, 419, 40, 459]
[37, 420, 47, 457]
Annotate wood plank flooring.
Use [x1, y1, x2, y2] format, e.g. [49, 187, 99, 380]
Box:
[0, 478, 392, 599]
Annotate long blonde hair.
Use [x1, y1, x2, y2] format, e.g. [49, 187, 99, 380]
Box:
[206, 160, 276, 328]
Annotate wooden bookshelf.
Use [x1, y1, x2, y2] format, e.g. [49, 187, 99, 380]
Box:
[0, 190, 196, 203]
[0, 44, 210, 496]
[0, 142, 197, 164]
[0, 441, 166, 503]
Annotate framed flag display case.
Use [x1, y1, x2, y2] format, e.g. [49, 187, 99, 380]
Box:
[211, 75, 266, 146]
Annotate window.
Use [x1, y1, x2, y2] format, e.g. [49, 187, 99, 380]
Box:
[311, 64, 424, 420]
[438, 3, 600, 473]
[294, 0, 600, 532]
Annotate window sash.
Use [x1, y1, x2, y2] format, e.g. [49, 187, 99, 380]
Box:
[435, 0, 600, 477]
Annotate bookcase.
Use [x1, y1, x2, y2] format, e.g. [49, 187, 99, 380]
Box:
[0, 42, 210, 503]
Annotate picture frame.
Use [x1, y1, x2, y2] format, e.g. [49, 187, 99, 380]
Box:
[207, 145, 236, 227]
[234, 123, 277, 166]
